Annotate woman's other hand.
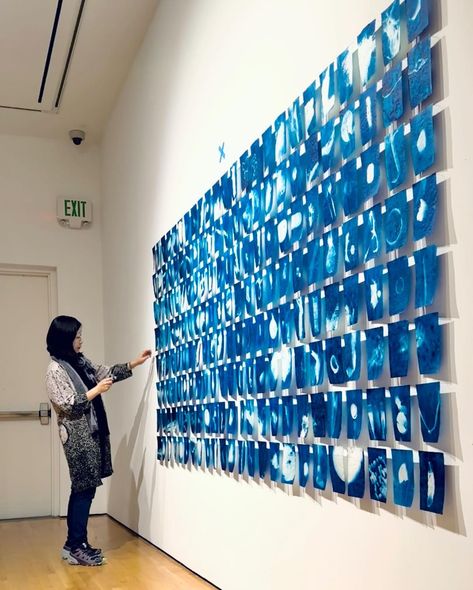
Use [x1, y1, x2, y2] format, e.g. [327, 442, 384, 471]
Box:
[129, 350, 153, 369]
[96, 377, 114, 393]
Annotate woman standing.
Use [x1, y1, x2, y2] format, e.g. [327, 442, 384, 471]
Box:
[45, 315, 151, 566]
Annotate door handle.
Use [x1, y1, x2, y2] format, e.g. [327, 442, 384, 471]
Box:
[0, 402, 51, 425]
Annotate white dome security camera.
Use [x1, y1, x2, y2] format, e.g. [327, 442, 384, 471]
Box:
[69, 129, 85, 146]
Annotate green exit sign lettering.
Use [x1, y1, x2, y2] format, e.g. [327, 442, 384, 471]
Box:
[57, 197, 92, 229]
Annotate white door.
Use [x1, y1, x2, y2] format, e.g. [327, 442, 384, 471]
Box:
[0, 268, 59, 519]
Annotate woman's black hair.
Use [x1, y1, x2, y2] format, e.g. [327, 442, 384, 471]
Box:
[46, 315, 81, 360]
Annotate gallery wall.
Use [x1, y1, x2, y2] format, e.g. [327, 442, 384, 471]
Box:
[0, 134, 108, 515]
[101, 1, 473, 588]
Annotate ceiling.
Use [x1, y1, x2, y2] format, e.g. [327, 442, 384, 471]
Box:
[0, 0, 158, 144]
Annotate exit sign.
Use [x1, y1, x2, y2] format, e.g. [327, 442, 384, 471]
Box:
[57, 197, 92, 229]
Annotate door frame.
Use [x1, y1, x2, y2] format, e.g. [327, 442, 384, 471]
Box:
[0, 263, 60, 516]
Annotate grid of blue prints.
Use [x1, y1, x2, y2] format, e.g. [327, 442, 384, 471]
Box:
[154, 0, 446, 515]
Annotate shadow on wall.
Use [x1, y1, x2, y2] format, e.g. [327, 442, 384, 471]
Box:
[107, 360, 157, 544]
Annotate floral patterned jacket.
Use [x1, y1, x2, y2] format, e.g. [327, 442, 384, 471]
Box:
[46, 358, 131, 492]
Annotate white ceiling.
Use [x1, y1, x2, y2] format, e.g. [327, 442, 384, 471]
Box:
[0, 0, 158, 144]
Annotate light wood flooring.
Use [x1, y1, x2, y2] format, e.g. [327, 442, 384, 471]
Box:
[0, 514, 216, 590]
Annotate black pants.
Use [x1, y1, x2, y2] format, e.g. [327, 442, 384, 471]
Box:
[66, 486, 96, 550]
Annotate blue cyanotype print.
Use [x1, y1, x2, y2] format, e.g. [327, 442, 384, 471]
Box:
[343, 331, 361, 382]
[390, 384, 411, 441]
[417, 381, 441, 443]
[311, 393, 326, 437]
[290, 196, 307, 245]
[288, 151, 306, 199]
[367, 387, 387, 441]
[419, 451, 445, 514]
[388, 255, 411, 315]
[359, 85, 377, 145]
[257, 398, 269, 437]
[226, 401, 239, 436]
[385, 125, 408, 190]
[363, 204, 383, 263]
[279, 301, 295, 346]
[303, 82, 317, 137]
[274, 112, 288, 164]
[281, 444, 297, 484]
[360, 144, 380, 201]
[340, 105, 356, 159]
[313, 444, 328, 490]
[357, 20, 377, 87]
[321, 175, 339, 227]
[307, 289, 322, 337]
[320, 119, 338, 171]
[258, 442, 268, 478]
[407, 0, 429, 42]
[382, 62, 404, 127]
[337, 48, 353, 105]
[269, 396, 280, 436]
[227, 440, 236, 473]
[308, 340, 325, 386]
[382, 0, 401, 64]
[391, 449, 415, 508]
[343, 216, 359, 271]
[288, 98, 305, 149]
[410, 105, 435, 174]
[320, 63, 336, 120]
[323, 229, 339, 278]
[365, 326, 385, 380]
[294, 345, 308, 389]
[414, 245, 438, 308]
[343, 274, 360, 326]
[388, 319, 410, 377]
[237, 440, 246, 475]
[325, 337, 346, 385]
[305, 237, 323, 287]
[384, 189, 408, 252]
[346, 389, 363, 440]
[292, 248, 308, 295]
[325, 282, 342, 333]
[413, 173, 438, 240]
[347, 447, 365, 498]
[262, 126, 276, 177]
[298, 444, 311, 487]
[340, 159, 360, 216]
[329, 446, 346, 494]
[247, 441, 256, 477]
[326, 391, 343, 438]
[282, 396, 294, 435]
[364, 265, 384, 321]
[368, 447, 387, 502]
[270, 442, 281, 482]
[415, 312, 442, 374]
[297, 395, 310, 439]
[408, 37, 432, 108]
[304, 135, 321, 187]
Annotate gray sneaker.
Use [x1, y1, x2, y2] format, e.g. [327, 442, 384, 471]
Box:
[67, 543, 104, 566]
[62, 543, 102, 560]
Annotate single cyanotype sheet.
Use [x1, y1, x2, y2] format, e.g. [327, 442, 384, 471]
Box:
[329, 446, 346, 494]
[357, 20, 377, 87]
[408, 37, 432, 108]
[337, 48, 353, 105]
[343, 215, 359, 271]
[281, 443, 297, 484]
[368, 447, 387, 502]
[410, 105, 435, 175]
[367, 387, 387, 441]
[364, 265, 384, 321]
[390, 384, 411, 442]
[388, 319, 410, 377]
[326, 391, 343, 438]
[365, 326, 385, 380]
[346, 389, 363, 440]
[311, 393, 326, 437]
[419, 451, 445, 514]
[388, 255, 411, 315]
[391, 448, 415, 508]
[407, 0, 429, 41]
[298, 444, 311, 487]
[382, 0, 401, 64]
[343, 274, 360, 326]
[414, 245, 438, 308]
[384, 189, 408, 252]
[347, 447, 365, 498]
[416, 381, 441, 442]
[313, 444, 328, 490]
[415, 312, 442, 374]
[363, 204, 383, 263]
[385, 125, 407, 190]
[382, 62, 404, 127]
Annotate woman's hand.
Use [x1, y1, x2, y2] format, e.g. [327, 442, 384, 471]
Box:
[129, 349, 152, 370]
[87, 377, 113, 401]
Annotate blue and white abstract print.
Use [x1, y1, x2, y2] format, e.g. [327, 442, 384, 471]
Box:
[407, 0, 429, 42]
[417, 381, 441, 443]
[382, 0, 401, 64]
[415, 312, 442, 374]
[408, 37, 432, 108]
[388, 319, 410, 377]
[357, 20, 377, 87]
[413, 174, 438, 240]
[410, 105, 435, 175]
[340, 105, 356, 159]
[359, 86, 378, 145]
[346, 389, 363, 440]
[320, 63, 335, 120]
[368, 447, 387, 502]
[390, 385, 411, 441]
[337, 49, 353, 105]
[414, 245, 438, 308]
[388, 255, 411, 315]
[391, 449, 415, 507]
[419, 451, 445, 514]
[367, 387, 387, 441]
[364, 265, 384, 321]
[382, 62, 404, 127]
[385, 125, 407, 190]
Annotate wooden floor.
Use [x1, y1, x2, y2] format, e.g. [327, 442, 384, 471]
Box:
[0, 515, 215, 590]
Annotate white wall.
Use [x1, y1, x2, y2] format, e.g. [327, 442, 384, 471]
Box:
[0, 134, 108, 515]
[101, 1, 473, 589]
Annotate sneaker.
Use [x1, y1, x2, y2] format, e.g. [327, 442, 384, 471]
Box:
[67, 543, 104, 566]
[62, 543, 102, 560]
